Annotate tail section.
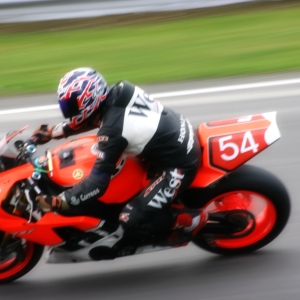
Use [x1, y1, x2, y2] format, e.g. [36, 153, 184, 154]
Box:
[191, 112, 280, 187]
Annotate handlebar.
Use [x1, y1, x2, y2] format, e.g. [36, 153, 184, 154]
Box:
[18, 139, 37, 162]
[20, 139, 53, 178]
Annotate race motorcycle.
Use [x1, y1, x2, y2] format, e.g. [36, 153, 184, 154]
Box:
[0, 111, 290, 283]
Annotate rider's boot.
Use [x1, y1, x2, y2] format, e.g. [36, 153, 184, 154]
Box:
[165, 205, 208, 245]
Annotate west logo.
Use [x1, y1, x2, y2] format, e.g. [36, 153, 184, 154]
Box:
[147, 169, 185, 209]
[129, 92, 154, 117]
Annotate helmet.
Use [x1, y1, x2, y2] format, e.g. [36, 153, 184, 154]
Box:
[57, 68, 108, 128]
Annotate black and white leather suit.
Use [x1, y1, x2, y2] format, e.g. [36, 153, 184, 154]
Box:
[53, 81, 200, 235]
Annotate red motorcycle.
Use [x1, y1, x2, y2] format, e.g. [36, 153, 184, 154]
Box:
[0, 111, 290, 283]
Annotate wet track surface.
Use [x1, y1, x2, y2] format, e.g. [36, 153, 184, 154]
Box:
[0, 73, 300, 299]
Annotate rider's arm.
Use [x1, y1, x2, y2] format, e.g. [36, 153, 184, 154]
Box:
[32, 121, 98, 144]
[32, 111, 100, 144]
[51, 120, 98, 139]
[60, 126, 128, 208]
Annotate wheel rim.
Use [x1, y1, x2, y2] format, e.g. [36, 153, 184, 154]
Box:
[0, 241, 35, 280]
[204, 190, 277, 248]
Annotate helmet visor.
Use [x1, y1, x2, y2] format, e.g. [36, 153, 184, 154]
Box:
[59, 97, 79, 119]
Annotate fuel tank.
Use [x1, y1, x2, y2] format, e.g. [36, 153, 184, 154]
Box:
[47, 135, 150, 204]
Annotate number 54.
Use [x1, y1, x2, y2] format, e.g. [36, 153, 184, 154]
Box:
[219, 131, 259, 161]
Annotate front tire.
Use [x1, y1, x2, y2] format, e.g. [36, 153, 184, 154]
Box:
[182, 165, 290, 255]
[0, 235, 44, 284]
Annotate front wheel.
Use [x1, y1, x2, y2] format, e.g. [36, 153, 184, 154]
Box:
[0, 234, 44, 284]
[182, 165, 290, 255]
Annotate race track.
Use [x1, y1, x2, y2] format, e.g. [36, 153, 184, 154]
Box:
[0, 72, 300, 300]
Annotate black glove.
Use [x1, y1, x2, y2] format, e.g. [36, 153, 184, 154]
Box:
[32, 125, 52, 145]
[36, 194, 63, 213]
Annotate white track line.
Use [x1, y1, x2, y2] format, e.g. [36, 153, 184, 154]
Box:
[152, 78, 300, 98]
[0, 78, 299, 116]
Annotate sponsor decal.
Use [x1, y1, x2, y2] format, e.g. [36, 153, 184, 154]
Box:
[129, 91, 155, 117]
[112, 155, 126, 178]
[144, 172, 166, 197]
[70, 196, 80, 205]
[80, 188, 100, 201]
[125, 204, 133, 210]
[98, 151, 105, 160]
[186, 118, 195, 154]
[178, 115, 186, 143]
[90, 144, 106, 160]
[148, 189, 168, 209]
[177, 115, 194, 153]
[72, 169, 83, 180]
[91, 143, 99, 155]
[148, 169, 184, 209]
[70, 188, 100, 205]
[169, 169, 184, 188]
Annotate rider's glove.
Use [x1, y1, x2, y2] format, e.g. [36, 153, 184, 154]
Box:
[35, 194, 65, 213]
[32, 125, 52, 145]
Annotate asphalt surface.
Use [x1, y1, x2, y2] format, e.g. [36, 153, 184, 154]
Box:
[0, 73, 300, 299]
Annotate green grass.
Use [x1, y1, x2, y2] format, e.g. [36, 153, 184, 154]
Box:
[0, 3, 300, 96]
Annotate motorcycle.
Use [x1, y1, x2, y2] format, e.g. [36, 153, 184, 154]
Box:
[0, 111, 290, 283]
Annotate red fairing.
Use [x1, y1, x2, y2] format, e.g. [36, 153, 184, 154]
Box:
[0, 201, 102, 246]
[49, 135, 150, 204]
[0, 163, 33, 198]
[191, 112, 280, 187]
[0, 209, 101, 246]
[0, 162, 102, 246]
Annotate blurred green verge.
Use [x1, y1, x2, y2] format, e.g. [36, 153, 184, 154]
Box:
[0, 1, 300, 96]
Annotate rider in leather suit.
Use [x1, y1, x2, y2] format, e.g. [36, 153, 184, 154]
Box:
[34, 68, 207, 241]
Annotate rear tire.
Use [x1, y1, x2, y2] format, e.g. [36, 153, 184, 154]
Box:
[182, 165, 290, 255]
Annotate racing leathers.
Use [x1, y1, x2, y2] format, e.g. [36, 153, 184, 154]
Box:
[38, 81, 202, 237]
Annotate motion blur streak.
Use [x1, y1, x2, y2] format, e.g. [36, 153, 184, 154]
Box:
[0, 0, 253, 23]
[0, 77, 299, 116]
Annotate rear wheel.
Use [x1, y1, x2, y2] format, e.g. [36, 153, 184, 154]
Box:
[182, 165, 290, 255]
[0, 233, 44, 284]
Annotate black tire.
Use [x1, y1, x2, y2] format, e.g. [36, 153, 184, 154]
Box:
[0, 235, 44, 284]
[181, 165, 290, 255]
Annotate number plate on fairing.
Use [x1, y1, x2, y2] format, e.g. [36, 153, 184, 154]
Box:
[191, 112, 280, 187]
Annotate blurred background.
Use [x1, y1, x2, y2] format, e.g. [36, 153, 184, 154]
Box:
[0, 0, 299, 96]
[0, 1, 300, 299]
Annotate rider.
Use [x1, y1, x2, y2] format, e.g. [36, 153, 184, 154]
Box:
[34, 67, 207, 242]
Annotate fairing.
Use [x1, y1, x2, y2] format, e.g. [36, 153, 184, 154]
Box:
[49, 135, 150, 204]
[0, 207, 102, 245]
[191, 112, 280, 187]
